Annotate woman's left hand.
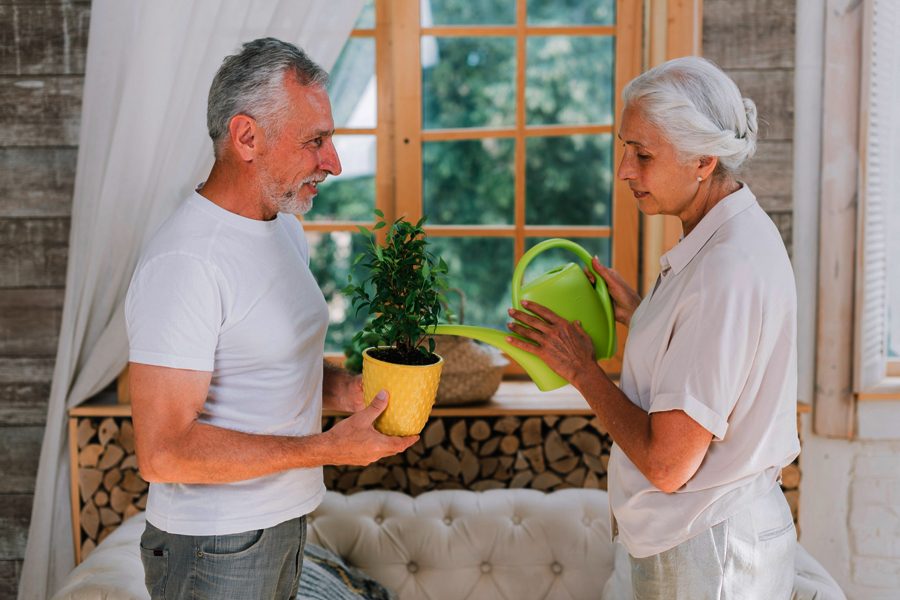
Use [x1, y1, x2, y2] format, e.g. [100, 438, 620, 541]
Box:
[506, 300, 597, 384]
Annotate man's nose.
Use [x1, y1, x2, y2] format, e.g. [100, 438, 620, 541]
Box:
[321, 138, 342, 176]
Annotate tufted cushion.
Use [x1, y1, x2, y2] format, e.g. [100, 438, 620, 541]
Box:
[307, 489, 615, 600]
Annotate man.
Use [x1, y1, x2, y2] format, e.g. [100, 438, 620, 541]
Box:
[125, 38, 417, 599]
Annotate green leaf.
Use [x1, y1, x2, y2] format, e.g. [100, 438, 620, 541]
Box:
[374, 208, 385, 218]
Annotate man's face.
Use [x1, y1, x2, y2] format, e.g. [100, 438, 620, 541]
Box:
[256, 78, 341, 215]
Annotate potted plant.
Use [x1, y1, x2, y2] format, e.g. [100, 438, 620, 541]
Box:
[342, 210, 449, 436]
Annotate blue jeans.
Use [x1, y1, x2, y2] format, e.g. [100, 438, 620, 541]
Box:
[140, 516, 307, 599]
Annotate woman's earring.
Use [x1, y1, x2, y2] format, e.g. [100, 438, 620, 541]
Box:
[697, 176, 703, 182]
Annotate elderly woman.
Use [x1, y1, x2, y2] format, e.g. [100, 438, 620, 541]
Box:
[507, 56, 800, 598]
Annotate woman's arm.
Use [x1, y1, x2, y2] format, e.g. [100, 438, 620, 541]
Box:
[507, 301, 711, 493]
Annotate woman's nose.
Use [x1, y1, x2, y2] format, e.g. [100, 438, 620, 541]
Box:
[616, 154, 635, 181]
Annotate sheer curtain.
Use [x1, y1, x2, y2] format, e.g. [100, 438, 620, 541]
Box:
[18, 1, 363, 597]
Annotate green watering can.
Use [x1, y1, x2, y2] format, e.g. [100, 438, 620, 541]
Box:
[431, 239, 616, 391]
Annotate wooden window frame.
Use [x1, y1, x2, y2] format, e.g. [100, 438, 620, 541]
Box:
[305, 1, 654, 376]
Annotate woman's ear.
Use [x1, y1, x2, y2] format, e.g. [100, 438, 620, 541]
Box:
[697, 155, 718, 181]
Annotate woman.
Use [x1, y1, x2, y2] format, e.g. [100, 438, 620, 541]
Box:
[507, 56, 800, 598]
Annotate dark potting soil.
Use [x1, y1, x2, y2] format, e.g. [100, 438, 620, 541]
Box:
[369, 348, 441, 366]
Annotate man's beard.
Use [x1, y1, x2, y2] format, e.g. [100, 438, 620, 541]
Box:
[259, 166, 316, 216]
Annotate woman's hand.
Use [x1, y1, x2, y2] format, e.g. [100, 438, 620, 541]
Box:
[585, 256, 641, 326]
[506, 300, 597, 384]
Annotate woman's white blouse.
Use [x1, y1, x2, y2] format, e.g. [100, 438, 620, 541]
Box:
[610, 185, 801, 558]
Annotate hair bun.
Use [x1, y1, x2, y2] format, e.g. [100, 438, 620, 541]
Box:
[741, 97, 758, 142]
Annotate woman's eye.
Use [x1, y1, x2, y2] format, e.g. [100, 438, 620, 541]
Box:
[637, 154, 651, 161]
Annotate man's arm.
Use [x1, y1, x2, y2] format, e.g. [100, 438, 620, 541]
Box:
[130, 362, 415, 484]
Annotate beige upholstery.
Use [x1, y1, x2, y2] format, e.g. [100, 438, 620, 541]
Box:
[53, 489, 844, 600]
[307, 489, 614, 599]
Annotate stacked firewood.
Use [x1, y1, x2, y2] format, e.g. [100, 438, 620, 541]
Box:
[71, 414, 801, 559]
[323, 415, 613, 494]
[74, 417, 147, 559]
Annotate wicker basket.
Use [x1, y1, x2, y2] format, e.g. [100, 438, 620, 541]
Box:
[433, 336, 509, 405]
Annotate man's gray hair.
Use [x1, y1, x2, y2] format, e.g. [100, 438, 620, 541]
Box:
[207, 37, 329, 158]
[623, 56, 758, 177]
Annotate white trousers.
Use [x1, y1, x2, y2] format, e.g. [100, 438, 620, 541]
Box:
[629, 484, 796, 600]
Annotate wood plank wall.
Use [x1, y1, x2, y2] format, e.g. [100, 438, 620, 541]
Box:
[0, 1, 795, 596]
[703, 0, 796, 255]
[0, 1, 90, 597]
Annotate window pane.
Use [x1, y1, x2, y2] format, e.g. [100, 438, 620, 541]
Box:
[310, 135, 375, 221]
[328, 38, 376, 129]
[423, 139, 515, 225]
[355, 0, 375, 28]
[526, 36, 614, 126]
[525, 134, 613, 226]
[307, 232, 370, 352]
[428, 237, 515, 329]
[527, 0, 615, 25]
[422, 36, 516, 129]
[524, 237, 612, 280]
[423, 0, 515, 26]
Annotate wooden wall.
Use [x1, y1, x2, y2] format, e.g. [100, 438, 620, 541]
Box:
[0, 1, 795, 596]
[0, 1, 90, 597]
[703, 0, 796, 255]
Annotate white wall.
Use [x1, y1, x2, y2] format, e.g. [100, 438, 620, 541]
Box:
[801, 406, 900, 599]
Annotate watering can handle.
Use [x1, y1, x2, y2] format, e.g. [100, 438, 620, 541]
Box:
[511, 239, 615, 335]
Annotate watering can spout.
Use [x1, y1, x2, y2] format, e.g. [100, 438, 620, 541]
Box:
[430, 324, 569, 391]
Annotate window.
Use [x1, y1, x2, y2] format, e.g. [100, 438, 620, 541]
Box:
[303, 0, 642, 374]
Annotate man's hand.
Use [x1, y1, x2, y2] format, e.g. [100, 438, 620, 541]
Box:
[324, 390, 419, 465]
[323, 362, 367, 413]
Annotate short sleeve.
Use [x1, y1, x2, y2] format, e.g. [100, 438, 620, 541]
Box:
[649, 255, 763, 440]
[125, 253, 221, 371]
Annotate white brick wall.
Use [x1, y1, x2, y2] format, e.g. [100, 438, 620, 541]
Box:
[802, 409, 900, 599]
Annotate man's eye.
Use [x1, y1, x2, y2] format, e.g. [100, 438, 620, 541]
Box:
[312, 138, 323, 147]
[637, 154, 651, 161]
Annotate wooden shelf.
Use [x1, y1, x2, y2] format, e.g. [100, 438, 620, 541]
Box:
[69, 381, 595, 418]
[69, 381, 813, 418]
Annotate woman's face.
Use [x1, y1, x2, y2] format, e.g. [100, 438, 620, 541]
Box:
[616, 103, 706, 218]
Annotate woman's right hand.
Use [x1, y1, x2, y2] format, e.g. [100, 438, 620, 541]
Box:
[585, 256, 642, 327]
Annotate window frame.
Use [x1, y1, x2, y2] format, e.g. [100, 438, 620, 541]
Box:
[305, 0, 644, 375]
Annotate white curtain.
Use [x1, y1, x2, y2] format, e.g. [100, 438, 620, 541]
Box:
[18, 1, 363, 597]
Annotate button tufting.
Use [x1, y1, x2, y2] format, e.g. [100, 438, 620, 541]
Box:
[481, 562, 492, 573]
[551, 562, 563, 575]
[374, 515, 384, 524]
[511, 515, 522, 525]
[407, 561, 419, 574]
[443, 516, 453, 525]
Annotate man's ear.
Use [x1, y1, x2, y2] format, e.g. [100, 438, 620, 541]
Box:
[228, 114, 263, 162]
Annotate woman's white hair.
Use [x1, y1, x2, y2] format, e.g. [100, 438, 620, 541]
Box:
[622, 56, 758, 177]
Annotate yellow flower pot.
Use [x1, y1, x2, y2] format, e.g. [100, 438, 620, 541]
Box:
[362, 348, 444, 436]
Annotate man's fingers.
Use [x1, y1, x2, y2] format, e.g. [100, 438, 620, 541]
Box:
[362, 390, 389, 420]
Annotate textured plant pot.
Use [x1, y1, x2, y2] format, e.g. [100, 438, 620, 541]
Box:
[362, 347, 444, 436]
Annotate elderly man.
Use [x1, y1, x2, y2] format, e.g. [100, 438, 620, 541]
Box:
[125, 38, 416, 599]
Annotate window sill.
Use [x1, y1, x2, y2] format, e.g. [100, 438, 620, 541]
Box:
[856, 377, 900, 401]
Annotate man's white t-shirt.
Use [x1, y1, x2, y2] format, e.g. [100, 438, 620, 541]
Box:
[610, 185, 801, 558]
[125, 192, 329, 536]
